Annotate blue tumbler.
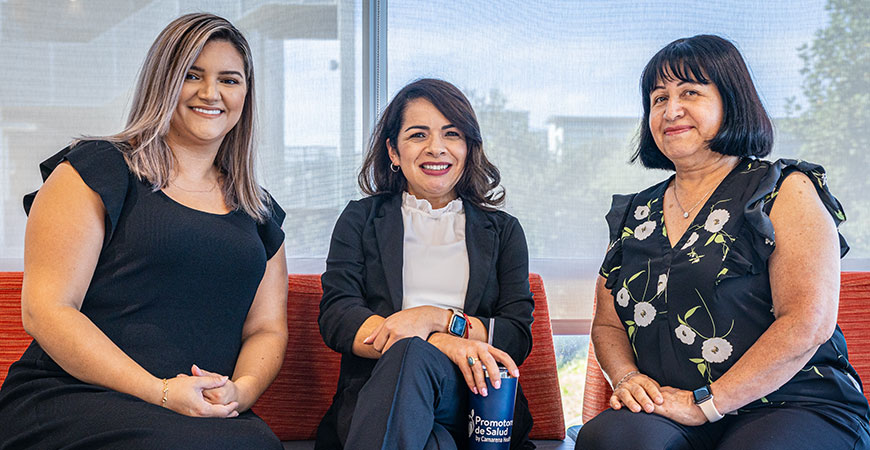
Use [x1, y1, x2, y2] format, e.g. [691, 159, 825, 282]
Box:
[467, 367, 518, 449]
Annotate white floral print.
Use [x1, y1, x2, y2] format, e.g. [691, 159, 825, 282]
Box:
[634, 220, 656, 241]
[634, 205, 650, 220]
[634, 302, 656, 327]
[701, 337, 733, 363]
[656, 274, 668, 296]
[675, 324, 696, 345]
[616, 287, 630, 308]
[704, 209, 730, 233]
[681, 232, 699, 250]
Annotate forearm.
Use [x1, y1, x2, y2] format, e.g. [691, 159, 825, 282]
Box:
[25, 304, 163, 405]
[427, 314, 487, 348]
[467, 316, 488, 343]
[352, 314, 385, 358]
[711, 315, 822, 414]
[230, 330, 288, 411]
[592, 323, 640, 387]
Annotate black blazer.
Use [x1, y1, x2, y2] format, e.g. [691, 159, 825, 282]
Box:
[316, 193, 535, 449]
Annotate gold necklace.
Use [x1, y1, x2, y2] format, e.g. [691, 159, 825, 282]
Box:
[169, 179, 217, 193]
[672, 182, 716, 219]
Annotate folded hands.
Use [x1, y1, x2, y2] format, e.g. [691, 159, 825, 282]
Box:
[162, 364, 244, 419]
[609, 372, 706, 426]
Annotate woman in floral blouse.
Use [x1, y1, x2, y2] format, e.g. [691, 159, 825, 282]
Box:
[575, 35, 870, 449]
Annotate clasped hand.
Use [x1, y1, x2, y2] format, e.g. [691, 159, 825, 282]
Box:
[610, 372, 706, 426]
[163, 364, 240, 418]
[363, 306, 445, 353]
[361, 306, 520, 397]
[427, 333, 519, 398]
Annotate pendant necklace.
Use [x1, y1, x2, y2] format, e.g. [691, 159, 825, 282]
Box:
[672, 182, 716, 219]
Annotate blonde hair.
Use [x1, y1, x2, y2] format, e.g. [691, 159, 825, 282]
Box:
[92, 13, 269, 222]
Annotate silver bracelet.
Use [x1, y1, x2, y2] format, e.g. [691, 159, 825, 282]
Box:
[613, 370, 640, 390]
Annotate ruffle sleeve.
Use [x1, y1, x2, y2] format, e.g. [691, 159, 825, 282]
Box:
[23, 140, 131, 246]
[719, 159, 848, 283]
[600, 193, 636, 289]
[257, 192, 286, 260]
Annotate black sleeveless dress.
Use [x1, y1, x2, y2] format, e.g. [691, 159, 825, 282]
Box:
[0, 140, 285, 449]
[600, 158, 870, 430]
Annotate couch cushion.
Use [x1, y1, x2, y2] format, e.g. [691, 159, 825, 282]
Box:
[252, 274, 341, 440]
[0, 272, 566, 442]
[523, 274, 566, 440]
[836, 272, 870, 407]
[0, 273, 28, 386]
[255, 273, 567, 441]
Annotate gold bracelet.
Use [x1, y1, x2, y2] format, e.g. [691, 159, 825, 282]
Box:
[161, 378, 169, 407]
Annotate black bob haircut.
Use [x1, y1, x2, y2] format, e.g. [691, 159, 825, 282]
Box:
[633, 34, 774, 170]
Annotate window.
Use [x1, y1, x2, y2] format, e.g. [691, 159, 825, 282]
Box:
[1, 0, 867, 427]
[385, 0, 869, 425]
[0, 0, 363, 274]
[386, 0, 870, 328]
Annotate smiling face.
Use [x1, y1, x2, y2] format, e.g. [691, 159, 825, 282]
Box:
[648, 73, 724, 165]
[388, 98, 468, 209]
[167, 39, 247, 153]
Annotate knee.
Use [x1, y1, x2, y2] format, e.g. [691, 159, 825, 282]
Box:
[575, 409, 678, 450]
[574, 414, 615, 450]
[379, 337, 446, 373]
[380, 336, 421, 357]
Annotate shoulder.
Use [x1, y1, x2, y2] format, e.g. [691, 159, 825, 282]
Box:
[610, 177, 669, 214]
[468, 206, 526, 246]
[260, 190, 286, 223]
[344, 193, 396, 216]
[602, 178, 666, 227]
[28, 140, 131, 211]
[63, 140, 129, 170]
[53, 140, 131, 192]
[760, 158, 840, 217]
[763, 158, 844, 252]
[333, 193, 397, 229]
[770, 169, 828, 224]
[468, 204, 518, 227]
[68, 139, 125, 155]
[757, 158, 829, 188]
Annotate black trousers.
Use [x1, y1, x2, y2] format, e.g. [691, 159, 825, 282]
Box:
[345, 337, 469, 450]
[0, 371, 281, 450]
[575, 405, 870, 450]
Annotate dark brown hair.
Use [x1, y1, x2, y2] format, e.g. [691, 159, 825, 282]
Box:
[358, 78, 504, 209]
[633, 34, 773, 170]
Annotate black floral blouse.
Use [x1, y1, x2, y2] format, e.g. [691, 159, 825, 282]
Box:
[600, 158, 869, 421]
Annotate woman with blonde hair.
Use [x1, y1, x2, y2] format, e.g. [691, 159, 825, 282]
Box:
[0, 13, 286, 449]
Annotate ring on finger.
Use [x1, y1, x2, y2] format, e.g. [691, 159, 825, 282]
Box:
[467, 356, 478, 366]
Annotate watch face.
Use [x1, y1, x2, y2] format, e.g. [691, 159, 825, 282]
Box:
[693, 386, 711, 403]
[449, 314, 468, 336]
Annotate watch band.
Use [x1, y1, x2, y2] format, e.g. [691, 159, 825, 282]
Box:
[697, 397, 724, 422]
[461, 311, 472, 337]
[693, 385, 725, 423]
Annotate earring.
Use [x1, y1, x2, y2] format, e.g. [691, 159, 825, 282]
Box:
[390, 163, 400, 173]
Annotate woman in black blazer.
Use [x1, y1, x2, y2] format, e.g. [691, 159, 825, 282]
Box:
[316, 79, 535, 449]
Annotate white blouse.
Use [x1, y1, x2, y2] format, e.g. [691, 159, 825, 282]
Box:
[400, 192, 469, 312]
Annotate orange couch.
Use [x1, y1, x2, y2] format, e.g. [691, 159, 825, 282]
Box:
[581, 271, 870, 424]
[0, 272, 568, 447]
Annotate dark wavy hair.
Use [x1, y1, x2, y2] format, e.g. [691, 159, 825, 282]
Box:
[633, 34, 774, 170]
[358, 78, 504, 210]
